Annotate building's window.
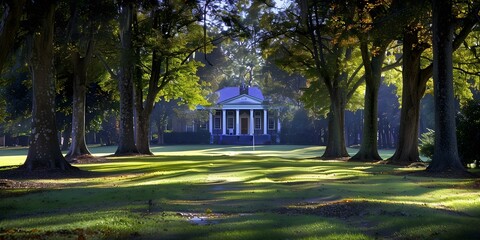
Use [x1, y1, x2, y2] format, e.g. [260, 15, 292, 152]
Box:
[227, 111, 234, 116]
[255, 111, 261, 116]
[255, 117, 261, 130]
[268, 117, 275, 130]
[199, 122, 207, 130]
[166, 118, 172, 131]
[186, 122, 194, 132]
[227, 117, 234, 129]
[214, 117, 221, 129]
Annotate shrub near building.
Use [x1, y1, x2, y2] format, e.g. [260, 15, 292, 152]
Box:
[457, 99, 480, 167]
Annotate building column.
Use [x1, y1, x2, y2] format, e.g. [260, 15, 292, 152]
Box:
[263, 109, 267, 135]
[208, 111, 213, 134]
[277, 114, 281, 134]
[222, 109, 226, 135]
[250, 109, 254, 135]
[235, 109, 240, 135]
[277, 111, 281, 143]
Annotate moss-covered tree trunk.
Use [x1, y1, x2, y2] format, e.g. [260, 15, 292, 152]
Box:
[22, 1, 76, 171]
[427, 0, 465, 173]
[115, 2, 138, 155]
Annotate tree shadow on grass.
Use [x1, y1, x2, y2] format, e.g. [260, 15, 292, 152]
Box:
[0, 165, 116, 182]
[2, 181, 479, 240]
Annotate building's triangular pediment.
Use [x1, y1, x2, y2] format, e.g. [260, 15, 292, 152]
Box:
[219, 94, 263, 105]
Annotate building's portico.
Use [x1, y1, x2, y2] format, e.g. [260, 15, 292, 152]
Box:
[203, 86, 280, 144]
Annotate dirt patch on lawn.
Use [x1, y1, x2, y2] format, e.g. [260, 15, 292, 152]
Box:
[276, 199, 470, 219]
[0, 228, 108, 240]
[403, 170, 479, 179]
[0, 167, 107, 182]
[276, 200, 374, 218]
[0, 179, 60, 189]
[453, 179, 480, 189]
[69, 155, 109, 164]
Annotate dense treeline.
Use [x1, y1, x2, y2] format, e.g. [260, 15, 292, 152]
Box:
[0, 0, 479, 175]
[262, 0, 479, 173]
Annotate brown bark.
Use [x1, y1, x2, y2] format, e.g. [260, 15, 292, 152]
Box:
[389, 2, 478, 165]
[66, 49, 93, 160]
[350, 42, 385, 162]
[427, 0, 465, 173]
[0, 0, 26, 71]
[133, 10, 163, 155]
[115, 2, 139, 155]
[21, 1, 76, 171]
[135, 112, 152, 154]
[133, 46, 155, 155]
[134, 67, 160, 154]
[322, 89, 349, 159]
[388, 28, 427, 164]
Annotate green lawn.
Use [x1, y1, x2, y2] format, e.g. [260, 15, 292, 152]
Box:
[1, 145, 479, 239]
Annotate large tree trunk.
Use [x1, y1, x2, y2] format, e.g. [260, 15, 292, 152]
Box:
[21, 1, 76, 171]
[388, 0, 477, 165]
[322, 92, 349, 159]
[115, 2, 138, 155]
[388, 28, 427, 164]
[427, 0, 465, 173]
[133, 38, 154, 155]
[132, 11, 163, 155]
[66, 51, 92, 160]
[135, 111, 153, 155]
[0, 0, 26, 71]
[350, 42, 385, 162]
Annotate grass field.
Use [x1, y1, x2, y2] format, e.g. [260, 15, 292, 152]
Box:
[1, 145, 479, 239]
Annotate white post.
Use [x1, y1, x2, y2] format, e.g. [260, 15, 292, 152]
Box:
[277, 117, 281, 133]
[222, 109, 226, 135]
[277, 112, 281, 143]
[252, 133, 255, 151]
[208, 111, 213, 135]
[250, 109, 254, 135]
[263, 109, 267, 135]
[235, 109, 240, 135]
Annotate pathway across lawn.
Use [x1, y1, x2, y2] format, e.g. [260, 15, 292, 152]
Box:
[0, 145, 479, 239]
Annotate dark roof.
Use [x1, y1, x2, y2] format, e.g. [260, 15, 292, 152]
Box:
[216, 86, 264, 103]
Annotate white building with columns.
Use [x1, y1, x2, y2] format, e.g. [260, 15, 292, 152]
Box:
[204, 85, 281, 145]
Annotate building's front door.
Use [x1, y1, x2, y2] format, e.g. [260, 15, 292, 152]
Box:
[241, 118, 248, 134]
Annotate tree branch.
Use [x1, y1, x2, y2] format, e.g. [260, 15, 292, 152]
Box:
[453, 66, 480, 76]
[95, 50, 118, 80]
